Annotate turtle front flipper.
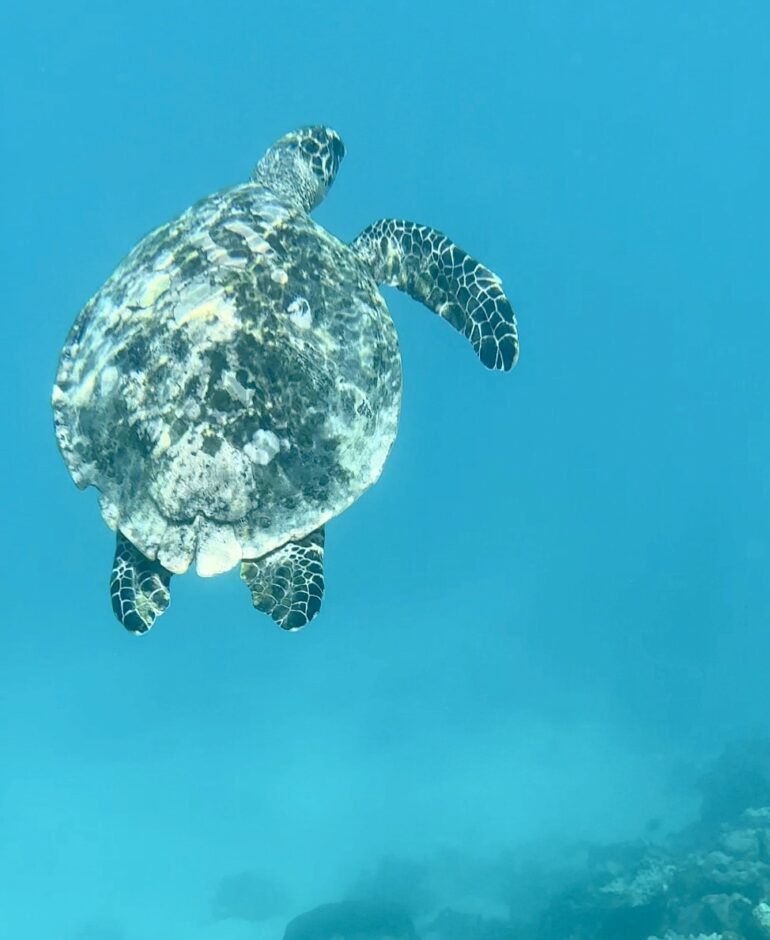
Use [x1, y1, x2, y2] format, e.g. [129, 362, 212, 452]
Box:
[110, 532, 172, 634]
[351, 220, 518, 371]
[240, 528, 325, 631]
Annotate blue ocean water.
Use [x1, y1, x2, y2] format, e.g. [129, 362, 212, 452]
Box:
[2, 1, 770, 937]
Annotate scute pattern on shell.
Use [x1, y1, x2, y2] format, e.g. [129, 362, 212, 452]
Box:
[53, 183, 402, 576]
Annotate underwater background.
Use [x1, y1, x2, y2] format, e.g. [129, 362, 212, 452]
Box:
[2, 1, 770, 938]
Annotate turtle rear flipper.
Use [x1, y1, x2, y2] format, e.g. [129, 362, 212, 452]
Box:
[240, 528, 325, 631]
[110, 532, 172, 634]
[351, 219, 518, 371]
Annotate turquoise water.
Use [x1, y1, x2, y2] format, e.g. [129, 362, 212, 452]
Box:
[2, 2, 770, 938]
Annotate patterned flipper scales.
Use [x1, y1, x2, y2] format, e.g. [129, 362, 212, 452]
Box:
[240, 528, 325, 631]
[351, 219, 519, 371]
[110, 532, 172, 634]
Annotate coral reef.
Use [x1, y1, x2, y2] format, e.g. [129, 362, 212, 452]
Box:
[508, 740, 770, 940]
[279, 808, 770, 938]
[278, 742, 770, 939]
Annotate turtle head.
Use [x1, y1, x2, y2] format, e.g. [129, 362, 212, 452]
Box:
[252, 126, 345, 212]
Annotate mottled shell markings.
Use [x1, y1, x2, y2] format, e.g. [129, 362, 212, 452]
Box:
[288, 297, 313, 329]
[244, 429, 281, 466]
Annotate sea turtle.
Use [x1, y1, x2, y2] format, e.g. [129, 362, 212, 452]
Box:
[52, 126, 518, 635]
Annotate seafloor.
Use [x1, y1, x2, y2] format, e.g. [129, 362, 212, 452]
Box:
[220, 739, 770, 940]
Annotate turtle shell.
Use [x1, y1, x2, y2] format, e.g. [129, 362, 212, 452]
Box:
[53, 183, 402, 576]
